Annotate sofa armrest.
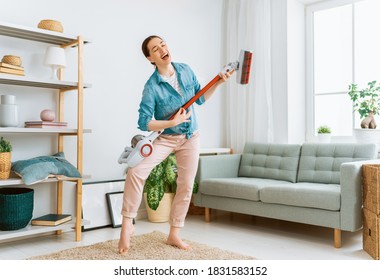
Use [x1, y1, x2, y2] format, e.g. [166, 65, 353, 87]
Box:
[340, 159, 380, 231]
[195, 154, 242, 183]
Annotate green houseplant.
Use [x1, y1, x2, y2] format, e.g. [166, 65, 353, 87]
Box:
[317, 125, 331, 134]
[143, 153, 198, 222]
[316, 125, 331, 143]
[0, 137, 13, 180]
[144, 153, 177, 211]
[348, 80, 380, 128]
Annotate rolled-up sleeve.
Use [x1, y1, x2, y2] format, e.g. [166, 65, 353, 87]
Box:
[137, 86, 155, 131]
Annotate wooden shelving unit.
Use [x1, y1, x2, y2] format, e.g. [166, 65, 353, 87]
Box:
[0, 21, 91, 242]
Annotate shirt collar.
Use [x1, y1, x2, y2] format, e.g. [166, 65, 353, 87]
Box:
[154, 62, 179, 84]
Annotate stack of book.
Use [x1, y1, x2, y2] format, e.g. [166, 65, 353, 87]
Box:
[0, 62, 25, 76]
[25, 121, 68, 128]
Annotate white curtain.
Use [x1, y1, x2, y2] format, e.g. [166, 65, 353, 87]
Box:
[224, 0, 273, 153]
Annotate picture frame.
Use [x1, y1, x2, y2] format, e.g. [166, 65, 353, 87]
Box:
[82, 179, 124, 231]
[106, 191, 124, 228]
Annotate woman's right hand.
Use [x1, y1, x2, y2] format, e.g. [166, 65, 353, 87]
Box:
[147, 108, 192, 131]
[172, 108, 192, 126]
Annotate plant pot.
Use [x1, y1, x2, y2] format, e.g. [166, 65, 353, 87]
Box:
[144, 192, 174, 223]
[0, 152, 11, 180]
[317, 133, 331, 143]
[353, 129, 380, 145]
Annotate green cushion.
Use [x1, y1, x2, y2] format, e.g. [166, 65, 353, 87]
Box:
[11, 152, 81, 185]
[200, 177, 293, 202]
[297, 143, 377, 184]
[238, 143, 301, 183]
[260, 182, 341, 211]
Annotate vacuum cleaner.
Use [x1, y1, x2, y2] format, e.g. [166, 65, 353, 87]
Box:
[118, 49, 253, 167]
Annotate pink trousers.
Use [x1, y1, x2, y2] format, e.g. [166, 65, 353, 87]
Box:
[121, 132, 200, 227]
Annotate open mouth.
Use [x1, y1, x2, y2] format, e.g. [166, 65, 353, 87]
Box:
[161, 52, 170, 60]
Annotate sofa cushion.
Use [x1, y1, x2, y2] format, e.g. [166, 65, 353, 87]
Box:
[297, 143, 377, 184]
[199, 177, 293, 202]
[238, 143, 301, 183]
[260, 182, 341, 211]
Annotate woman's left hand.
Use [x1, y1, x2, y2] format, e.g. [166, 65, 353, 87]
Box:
[203, 68, 235, 101]
[218, 69, 234, 84]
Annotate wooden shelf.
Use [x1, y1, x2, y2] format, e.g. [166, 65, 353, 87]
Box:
[0, 219, 89, 242]
[0, 21, 90, 45]
[0, 20, 89, 243]
[0, 177, 80, 187]
[0, 74, 91, 90]
[0, 174, 91, 187]
[0, 127, 91, 134]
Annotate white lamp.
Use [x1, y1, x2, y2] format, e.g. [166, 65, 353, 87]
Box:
[44, 46, 66, 80]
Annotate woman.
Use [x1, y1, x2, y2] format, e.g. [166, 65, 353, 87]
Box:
[119, 35, 233, 254]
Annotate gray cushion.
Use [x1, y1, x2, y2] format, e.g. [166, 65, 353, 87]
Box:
[199, 177, 293, 202]
[297, 143, 377, 184]
[238, 143, 301, 183]
[260, 182, 341, 211]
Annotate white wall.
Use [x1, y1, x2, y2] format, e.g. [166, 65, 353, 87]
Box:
[271, 0, 289, 143]
[287, 0, 306, 144]
[0, 0, 224, 216]
[1, 0, 308, 218]
[271, 0, 306, 144]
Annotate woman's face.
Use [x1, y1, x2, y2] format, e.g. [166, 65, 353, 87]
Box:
[146, 37, 171, 68]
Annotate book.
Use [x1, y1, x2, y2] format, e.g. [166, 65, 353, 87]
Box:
[25, 124, 68, 128]
[25, 121, 68, 126]
[31, 214, 72, 226]
[0, 62, 24, 71]
[0, 66, 25, 76]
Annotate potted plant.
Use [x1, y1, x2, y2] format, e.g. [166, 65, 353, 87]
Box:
[317, 125, 331, 143]
[348, 80, 380, 143]
[348, 80, 380, 128]
[143, 153, 198, 222]
[0, 136, 12, 180]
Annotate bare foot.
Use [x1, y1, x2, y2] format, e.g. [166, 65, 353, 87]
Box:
[118, 219, 135, 255]
[166, 235, 192, 250]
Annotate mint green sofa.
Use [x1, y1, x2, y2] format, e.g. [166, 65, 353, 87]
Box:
[194, 142, 378, 248]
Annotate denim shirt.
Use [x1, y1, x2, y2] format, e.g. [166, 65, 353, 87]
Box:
[137, 62, 205, 138]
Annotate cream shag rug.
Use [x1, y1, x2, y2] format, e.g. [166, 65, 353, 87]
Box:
[29, 231, 254, 260]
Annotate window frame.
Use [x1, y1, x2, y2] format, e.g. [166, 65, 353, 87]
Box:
[305, 0, 365, 142]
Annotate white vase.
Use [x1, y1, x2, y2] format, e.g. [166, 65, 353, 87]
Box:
[318, 133, 331, 143]
[0, 95, 18, 127]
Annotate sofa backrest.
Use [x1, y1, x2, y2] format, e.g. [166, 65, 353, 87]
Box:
[238, 142, 302, 183]
[297, 143, 377, 184]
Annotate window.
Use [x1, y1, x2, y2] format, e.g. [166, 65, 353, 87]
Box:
[306, 0, 380, 139]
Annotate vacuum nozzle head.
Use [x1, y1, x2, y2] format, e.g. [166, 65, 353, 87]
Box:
[236, 50, 252, 85]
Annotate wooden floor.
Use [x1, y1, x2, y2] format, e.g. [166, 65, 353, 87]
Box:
[0, 210, 372, 260]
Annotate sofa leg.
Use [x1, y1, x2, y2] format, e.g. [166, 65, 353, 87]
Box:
[334, 229, 341, 248]
[205, 207, 210, 223]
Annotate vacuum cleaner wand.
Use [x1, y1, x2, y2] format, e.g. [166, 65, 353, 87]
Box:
[118, 49, 253, 167]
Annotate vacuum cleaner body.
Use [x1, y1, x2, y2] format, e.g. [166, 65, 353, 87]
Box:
[118, 49, 252, 167]
[118, 131, 161, 165]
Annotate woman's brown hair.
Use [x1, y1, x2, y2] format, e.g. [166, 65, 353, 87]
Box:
[141, 35, 162, 65]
